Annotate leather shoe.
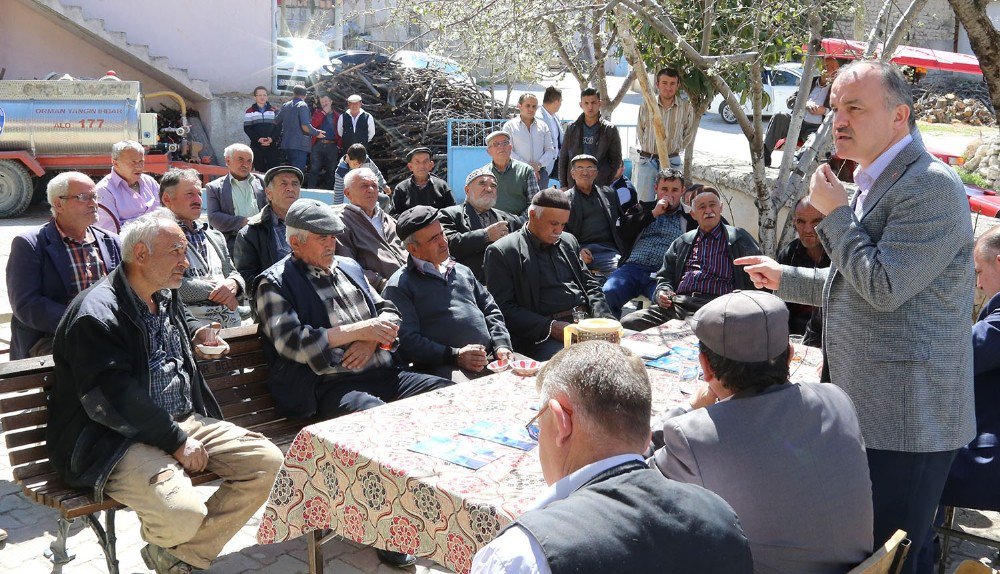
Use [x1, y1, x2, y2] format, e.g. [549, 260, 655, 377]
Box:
[376, 549, 417, 568]
[141, 544, 195, 573]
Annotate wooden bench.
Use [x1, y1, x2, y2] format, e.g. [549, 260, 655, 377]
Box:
[0, 324, 311, 574]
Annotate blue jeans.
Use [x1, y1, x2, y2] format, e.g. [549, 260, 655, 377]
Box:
[633, 154, 681, 202]
[602, 263, 658, 318]
[284, 148, 309, 171]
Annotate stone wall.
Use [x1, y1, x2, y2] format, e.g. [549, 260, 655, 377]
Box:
[966, 135, 1000, 190]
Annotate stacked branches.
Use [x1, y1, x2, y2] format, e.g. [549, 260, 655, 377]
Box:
[311, 60, 514, 183]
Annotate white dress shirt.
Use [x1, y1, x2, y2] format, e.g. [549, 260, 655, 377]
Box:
[470, 454, 644, 574]
[539, 107, 563, 170]
[502, 117, 557, 170]
[337, 109, 376, 142]
[852, 133, 913, 218]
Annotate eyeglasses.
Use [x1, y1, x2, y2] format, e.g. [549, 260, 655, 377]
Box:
[489, 140, 511, 148]
[59, 193, 99, 203]
[572, 166, 598, 173]
[525, 404, 549, 441]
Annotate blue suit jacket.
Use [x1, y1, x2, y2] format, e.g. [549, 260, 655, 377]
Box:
[941, 291, 1000, 510]
[7, 220, 122, 359]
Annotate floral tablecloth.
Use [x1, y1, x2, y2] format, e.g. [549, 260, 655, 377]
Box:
[256, 321, 823, 573]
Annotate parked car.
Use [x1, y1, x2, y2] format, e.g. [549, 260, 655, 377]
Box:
[326, 50, 390, 72]
[710, 63, 803, 124]
[274, 37, 331, 95]
[389, 50, 474, 84]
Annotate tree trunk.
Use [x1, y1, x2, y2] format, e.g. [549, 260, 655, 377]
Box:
[615, 8, 671, 160]
[949, 0, 1000, 126]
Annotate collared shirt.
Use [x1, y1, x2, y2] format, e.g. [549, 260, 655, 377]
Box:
[475, 207, 498, 228]
[368, 207, 386, 238]
[804, 83, 832, 124]
[95, 169, 160, 231]
[676, 223, 733, 295]
[470, 454, 644, 574]
[255, 259, 395, 375]
[230, 174, 261, 218]
[270, 209, 291, 260]
[626, 207, 687, 269]
[338, 109, 376, 142]
[413, 256, 456, 281]
[636, 95, 695, 156]
[526, 230, 586, 314]
[502, 117, 557, 168]
[57, 223, 109, 297]
[181, 220, 209, 265]
[539, 107, 563, 161]
[853, 134, 913, 218]
[132, 288, 193, 417]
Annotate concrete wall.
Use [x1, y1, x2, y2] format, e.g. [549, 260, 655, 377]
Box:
[73, 0, 274, 94]
[0, 2, 175, 93]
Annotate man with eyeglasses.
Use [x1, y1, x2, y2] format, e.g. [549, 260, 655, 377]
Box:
[482, 131, 540, 217]
[563, 154, 627, 276]
[7, 171, 122, 359]
[95, 140, 161, 232]
[471, 341, 753, 573]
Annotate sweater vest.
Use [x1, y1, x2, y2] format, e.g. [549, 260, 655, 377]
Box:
[341, 111, 371, 149]
[515, 461, 753, 574]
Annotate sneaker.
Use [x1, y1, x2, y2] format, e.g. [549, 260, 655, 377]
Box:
[376, 548, 417, 568]
[140, 544, 195, 574]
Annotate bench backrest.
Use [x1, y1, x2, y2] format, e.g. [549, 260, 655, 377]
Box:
[0, 324, 271, 489]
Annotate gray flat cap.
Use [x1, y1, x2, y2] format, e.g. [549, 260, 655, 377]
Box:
[465, 167, 496, 187]
[264, 165, 304, 188]
[284, 198, 345, 235]
[690, 291, 789, 362]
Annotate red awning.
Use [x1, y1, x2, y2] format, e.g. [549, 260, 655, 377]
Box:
[813, 38, 982, 76]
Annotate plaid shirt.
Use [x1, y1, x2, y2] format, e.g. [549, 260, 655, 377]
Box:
[256, 259, 396, 375]
[181, 220, 210, 269]
[676, 223, 734, 296]
[133, 289, 193, 417]
[626, 208, 687, 269]
[61, 228, 109, 297]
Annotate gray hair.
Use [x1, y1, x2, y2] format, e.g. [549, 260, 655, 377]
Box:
[343, 167, 377, 192]
[111, 140, 144, 160]
[120, 208, 179, 263]
[46, 171, 94, 216]
[224, 143, 253, 161]
[838, 60, 916, 129]
[527, 204, 544, 219]
[285, 225, 311, 245]
[536, 341, 652, 449]
[158, 168, 202, 200]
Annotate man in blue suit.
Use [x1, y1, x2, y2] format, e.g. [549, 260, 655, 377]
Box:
[7, 172, 122, 359]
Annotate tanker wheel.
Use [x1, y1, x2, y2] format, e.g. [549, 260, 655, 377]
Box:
[32, 172, 55, 205]
[0, 160, 34, 218]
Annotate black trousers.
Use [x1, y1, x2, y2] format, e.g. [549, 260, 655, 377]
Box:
[307, 142, 340, 189]
[250, 142, 282, 173]
[867, 448, 958, 574]
[315, 367, 453, 418]
[763, 112, 820, 153]
[620, 294, 715, 331]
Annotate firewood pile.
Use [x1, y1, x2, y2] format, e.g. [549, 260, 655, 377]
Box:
[915, 92, 996, 127]
[311, 60, 514, 183]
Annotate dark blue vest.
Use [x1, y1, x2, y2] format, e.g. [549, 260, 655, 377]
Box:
[254, 255, 377, 418]
[515, 461, 754, 574]
[340, 110, 371, 149]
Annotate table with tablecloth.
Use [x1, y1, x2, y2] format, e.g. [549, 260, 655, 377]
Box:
[256, 321, 823, 573]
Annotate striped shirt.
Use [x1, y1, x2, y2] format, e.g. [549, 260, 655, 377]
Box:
[676, 223, 733, 296]
[60, 227, 109, 297]
[255, 259, 395, 375]
[636, 96, 695, 156]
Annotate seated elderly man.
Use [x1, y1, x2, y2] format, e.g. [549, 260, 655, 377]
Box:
[7, 171, 122, 359]
[439, 167, 522, 282]
[383, 206, 514, 382]
[563, 154, 627, 275]
[48, 210, 283, 574]
[205, 143, 266, 253]
[390, 146, 456, 216]
[484, 190, 613, 361]
[95, 140, 161, 232]
[234, 166, 302, 297]
[602, 168, 696, 318]
[159, 169, 244, 327]
[483, 130, 540, 216]
[621, 188, 761, 331]
[776, 197, 829, 346]
[335, 167, 408, 292]
[651, 291, 873, 573]
[472, 341, 753, 574]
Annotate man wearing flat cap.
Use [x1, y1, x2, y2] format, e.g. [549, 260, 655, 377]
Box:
[390, 147, 455, 216]
[338, 94, 375, 150]
[482, 131, 540, 216]
[650, 291, 873, 574]
[234, 165, 303, 298]
[439, 168, 522, 282]
[383, 206, 514, 382]
[484, 189, 613, 360]
[564, 154, 628, 275]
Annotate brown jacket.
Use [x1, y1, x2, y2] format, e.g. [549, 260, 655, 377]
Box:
[335, 204, 408, 291]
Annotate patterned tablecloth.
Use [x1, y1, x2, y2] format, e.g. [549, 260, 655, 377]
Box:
[256, 321, 824, 573]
